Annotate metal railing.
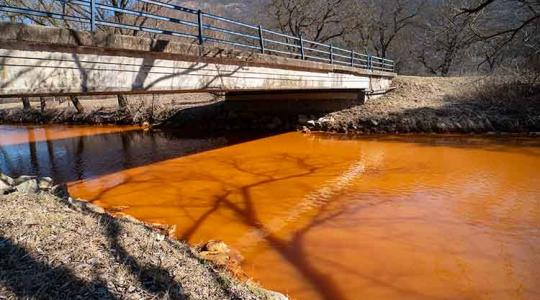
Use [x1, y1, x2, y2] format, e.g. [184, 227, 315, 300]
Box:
[0, 0, 395, 72]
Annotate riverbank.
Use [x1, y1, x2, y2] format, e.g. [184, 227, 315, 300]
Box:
[0, 174, 287, 300]
[0, 93, 220, 125]
[303, 75, 540, 134]
[1, 76, 538, 134]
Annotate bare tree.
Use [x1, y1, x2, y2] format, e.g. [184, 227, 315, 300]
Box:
[459, 0, 539, 70]
[21, 96, 30, 111]
[267, 0, 352, 43]
[103, 0, 172, 37]
[69, 96, 84, 114]
[357, 0, 424, 58]
[0, 0, 170, 37]
[39, 97, 47, 112]
[414, 0, 481, 76]
[117, 94, 128, 109]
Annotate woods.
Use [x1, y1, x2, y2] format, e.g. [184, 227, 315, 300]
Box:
[0, 0, 538, 76]
[258, 0, 539, 76]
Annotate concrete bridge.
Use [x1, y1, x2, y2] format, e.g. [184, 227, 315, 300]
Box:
[0, 23, 395, 106]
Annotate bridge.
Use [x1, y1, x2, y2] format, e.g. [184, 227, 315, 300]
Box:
[0, 0, 395, 107]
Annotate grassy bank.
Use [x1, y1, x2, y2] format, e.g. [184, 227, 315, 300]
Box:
[0, 175, 286, 300]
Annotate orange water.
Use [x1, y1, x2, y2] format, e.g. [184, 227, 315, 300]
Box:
[69, 132, 540, 300]
[1, 125, 539, 299]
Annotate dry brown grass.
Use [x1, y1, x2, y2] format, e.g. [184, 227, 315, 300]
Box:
[0, 93, 222, 125]
[449, 74, 540, 113]
[317, 75, 540, 133]
[0, 192, 284, 300]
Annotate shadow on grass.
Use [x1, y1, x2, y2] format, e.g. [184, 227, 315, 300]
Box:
[322, 75, 539, 135]
[0, 237, 118, 299]
[102, 219, 185, 298]
[0, 197, 242, 299]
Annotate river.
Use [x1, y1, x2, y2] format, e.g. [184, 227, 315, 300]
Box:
[1, 124, 539, 300]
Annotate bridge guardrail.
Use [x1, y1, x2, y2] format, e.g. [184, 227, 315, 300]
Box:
[0, 0, 395, 73]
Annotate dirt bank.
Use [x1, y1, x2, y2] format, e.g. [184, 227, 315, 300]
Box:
[303, 76, 540, 134]
[0, 174, 287, 300]
[0, 93, 220, 125]
[2, 76, 538, 134]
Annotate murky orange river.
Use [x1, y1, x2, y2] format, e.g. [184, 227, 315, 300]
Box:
[1, 125, 539, 299]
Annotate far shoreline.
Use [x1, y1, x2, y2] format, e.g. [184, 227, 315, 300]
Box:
[2, 76, 538, 136]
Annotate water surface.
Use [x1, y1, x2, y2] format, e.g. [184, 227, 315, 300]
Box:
[1, 125, 539, 300]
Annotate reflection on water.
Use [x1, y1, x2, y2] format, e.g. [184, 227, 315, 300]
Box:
[1, 125, 539, 300]
[0, 125, 253, 183]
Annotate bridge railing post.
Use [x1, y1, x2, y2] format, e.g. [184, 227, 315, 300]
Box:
[350, 51, 354, 67]
[258, 25, 265, 54]
[368, 54, 372, 70]
[197, 10, 204, 45]
[329, 44, 333, 64]
[90, 0, 96, 32]
[61, 0, 66, 16]
[299, 35, 305, 60]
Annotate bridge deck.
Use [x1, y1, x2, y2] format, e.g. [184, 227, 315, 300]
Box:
[0, 24, 395, 98]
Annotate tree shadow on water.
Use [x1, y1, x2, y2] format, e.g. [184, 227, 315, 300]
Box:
[176, 154, 355, 300]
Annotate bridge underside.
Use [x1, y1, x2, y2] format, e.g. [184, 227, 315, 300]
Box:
[224, 89, 366, 114]
[0, 24, 394, 101]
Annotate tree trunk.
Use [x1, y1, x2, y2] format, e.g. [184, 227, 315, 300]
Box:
[21, 97, 31, 111]
[70, 96, 84, 114]
[40, 97, 47, 112]
[117, 94, 128, 109]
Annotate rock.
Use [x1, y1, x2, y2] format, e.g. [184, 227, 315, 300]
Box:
[51, 184, 69, 198]
[66, 197, 86, 210]
[307, 120, 316, 127]
[318, 117, 335, 124]
[264, 290, 289, 300]
[198, 240, 233, 266]
[14, 175, 37, 185]
[301, 126, 311, 134]
[370, 119, 379, 126]
[84, 203, 106, 214]
[202, 240, 230, 253]
[436, 122, 447, 132]
[0, 180, 14, 194]
[38, 177, 53, 190]
[15, 179, 39, 194]
[467, 119, 477, 132]
[0, 173, 15, 186]
[150, 223, 177, 237]
[155, 233, 165, 242]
